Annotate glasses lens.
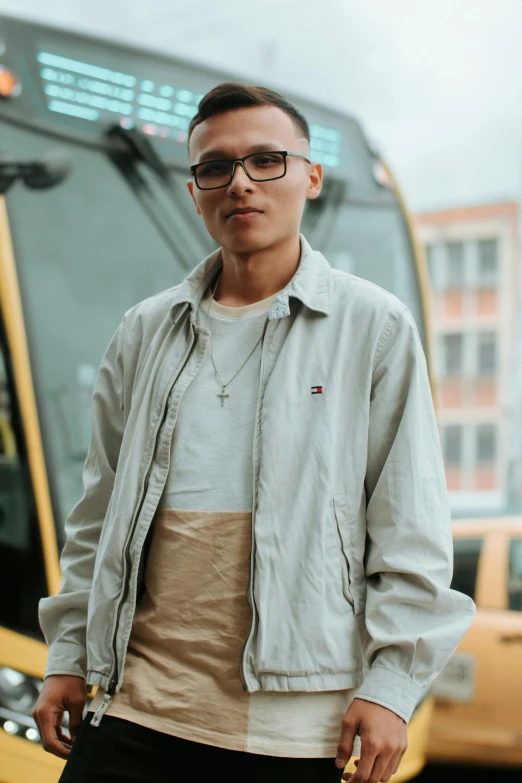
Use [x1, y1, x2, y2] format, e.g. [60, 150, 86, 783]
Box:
[244, 152, 285, 181]
[196, 159, 234, 189]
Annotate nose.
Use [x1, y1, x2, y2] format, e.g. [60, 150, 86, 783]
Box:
[225, 160, 254, 196]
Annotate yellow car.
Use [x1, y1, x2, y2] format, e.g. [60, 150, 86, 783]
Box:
[427, 516, 522, 768]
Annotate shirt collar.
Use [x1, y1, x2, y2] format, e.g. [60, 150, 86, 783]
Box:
[169, 234, 334, 325]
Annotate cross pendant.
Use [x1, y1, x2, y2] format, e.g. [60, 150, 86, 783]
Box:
[217, 388, 230, 406]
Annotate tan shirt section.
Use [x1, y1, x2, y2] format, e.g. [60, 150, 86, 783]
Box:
[94, 509, 251, 749]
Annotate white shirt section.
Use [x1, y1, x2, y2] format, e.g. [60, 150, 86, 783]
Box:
[159, 285, 284, 512]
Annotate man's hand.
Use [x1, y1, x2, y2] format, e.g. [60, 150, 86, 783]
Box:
[33, 674, 87, 758]
[335, 698, 408, 783]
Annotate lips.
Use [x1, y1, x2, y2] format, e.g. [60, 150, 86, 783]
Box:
[227, 207, 263, 218]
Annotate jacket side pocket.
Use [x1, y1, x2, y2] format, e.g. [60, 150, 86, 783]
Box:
[333, 493, 360, 612]
[330, 493, 355, 609]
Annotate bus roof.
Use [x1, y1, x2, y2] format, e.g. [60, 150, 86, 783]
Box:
[0, 12, 362, 127]
[0, 13, 380, 189]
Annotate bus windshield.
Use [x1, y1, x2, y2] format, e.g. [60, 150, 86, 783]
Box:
[0, 15, 426, 541]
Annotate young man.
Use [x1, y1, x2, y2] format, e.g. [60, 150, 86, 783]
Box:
[34, 83, 475, 783]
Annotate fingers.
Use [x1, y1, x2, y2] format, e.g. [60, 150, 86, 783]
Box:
[393, 742, 408, 775]
[380, 752, 399, 783]
[34, 707, 72, 759]
[342, 743, 401, 783]
[33, 675, 87, 758]
[341, 758, 359, 782]
[68, 696, 86, 742]
[348, 740, 378, 783]
[398, 741, 408, 766]
[367, 753, 390, 783]
[54, 711, 74, 749]
[344, 743, 408, 783]
[337, 699, 408, 782]
[335, 713, 358, 771]
[341, 756, 390, 783]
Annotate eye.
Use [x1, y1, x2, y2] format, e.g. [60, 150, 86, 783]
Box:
[198, 160, 231, 176]
[250, 153, 284, 167]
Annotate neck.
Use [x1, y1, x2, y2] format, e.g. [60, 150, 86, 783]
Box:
[213, 234, 301, 306]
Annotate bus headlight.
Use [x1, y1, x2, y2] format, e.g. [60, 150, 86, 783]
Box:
[0, 667, 40, 713]
[0, 666, 43, 742]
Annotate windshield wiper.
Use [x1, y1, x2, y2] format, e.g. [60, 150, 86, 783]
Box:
[0, 150, 70, 195]
[105, 125, 214, 270]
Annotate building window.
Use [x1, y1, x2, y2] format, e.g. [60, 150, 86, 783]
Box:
[442, 333, 464, 375]
[508, 539, 522, 611]
[451, 539, 483, 601]
[478, 239, 498, 288]
[476, 424, 497, 465]
[443, 425, 462, 465]
[445, 242, 465, 289]
[477, 331, 497, 375]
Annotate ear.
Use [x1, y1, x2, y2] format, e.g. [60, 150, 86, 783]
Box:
[306, 162, 323, 201]
[187, 179, 203, 215]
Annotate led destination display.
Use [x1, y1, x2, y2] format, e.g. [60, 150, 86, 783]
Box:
[36, 50, 342, 168]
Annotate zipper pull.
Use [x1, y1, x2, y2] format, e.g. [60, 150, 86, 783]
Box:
[89, 692, 113, 727]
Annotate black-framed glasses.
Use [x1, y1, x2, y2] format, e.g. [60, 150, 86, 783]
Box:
[190, 150, 311, 190]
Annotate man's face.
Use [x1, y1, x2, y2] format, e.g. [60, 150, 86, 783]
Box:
[187, 105, 322, 254]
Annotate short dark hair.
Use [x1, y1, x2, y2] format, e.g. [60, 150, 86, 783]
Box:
[188, 82, 310, 145]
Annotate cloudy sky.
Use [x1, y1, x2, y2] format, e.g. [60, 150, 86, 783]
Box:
[1, 0, 521, 212]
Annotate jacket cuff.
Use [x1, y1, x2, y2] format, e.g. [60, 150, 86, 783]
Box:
[353, 665, 424, 723]
[44, 641, 87, 680]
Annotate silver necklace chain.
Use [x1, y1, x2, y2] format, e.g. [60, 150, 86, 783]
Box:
[206, 271, 269, 406]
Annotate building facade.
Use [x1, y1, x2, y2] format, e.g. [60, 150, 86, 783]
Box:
[414, 201, 522, 517]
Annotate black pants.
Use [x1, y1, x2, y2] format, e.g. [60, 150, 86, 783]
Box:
[58, 714, 344, 783]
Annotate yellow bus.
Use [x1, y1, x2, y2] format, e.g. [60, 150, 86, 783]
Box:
[0, 13, 432, 782]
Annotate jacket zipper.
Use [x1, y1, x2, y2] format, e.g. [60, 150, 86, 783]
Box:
[239, 315, 270, 691]
[90, 323, 197, 726]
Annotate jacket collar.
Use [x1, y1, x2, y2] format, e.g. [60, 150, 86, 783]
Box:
[169, 234, 334, 325]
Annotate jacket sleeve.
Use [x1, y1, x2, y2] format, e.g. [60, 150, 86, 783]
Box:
[353, 306, 476, 723]
[38, 318, 126, 679]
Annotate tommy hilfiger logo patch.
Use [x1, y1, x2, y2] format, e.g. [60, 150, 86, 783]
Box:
[311, 386, 323, 394]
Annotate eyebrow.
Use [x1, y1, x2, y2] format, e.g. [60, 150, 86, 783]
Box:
[197, 143, 283, 163]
